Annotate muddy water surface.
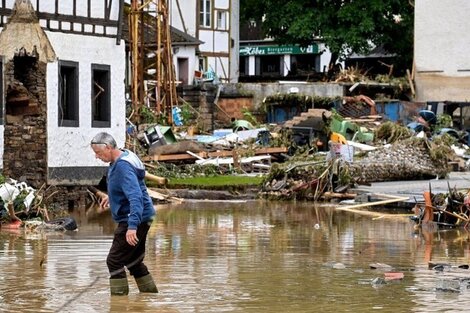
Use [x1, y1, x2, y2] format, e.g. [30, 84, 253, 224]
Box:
[1, 201, 470, 312]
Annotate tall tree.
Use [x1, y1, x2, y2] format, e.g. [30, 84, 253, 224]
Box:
[241, 0, 414, 74]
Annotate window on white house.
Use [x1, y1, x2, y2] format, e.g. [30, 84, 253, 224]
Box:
[91, 64, 111, 128]
[198, 57, 207, 72]
[0, 59, 3, 125]
[216, 11, 228, 30]
[58, 60, 79, 127]
[199, 0, 211, 28]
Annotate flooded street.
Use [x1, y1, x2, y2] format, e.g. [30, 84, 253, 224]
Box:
[2, 200, 470, 312]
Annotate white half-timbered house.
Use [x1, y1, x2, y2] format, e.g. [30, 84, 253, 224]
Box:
[0, 0, 126, 204]
[169, 0, 239, 83]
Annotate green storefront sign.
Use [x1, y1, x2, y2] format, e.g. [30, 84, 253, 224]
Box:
[239, 44, 318, 56]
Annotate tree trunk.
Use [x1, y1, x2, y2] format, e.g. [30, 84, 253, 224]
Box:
[328, 51, 340, 73]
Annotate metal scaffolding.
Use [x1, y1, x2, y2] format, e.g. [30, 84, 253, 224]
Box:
[129, 0, 177, 124]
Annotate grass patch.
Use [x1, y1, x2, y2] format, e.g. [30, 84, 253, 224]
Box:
[163, 175, 263, 189]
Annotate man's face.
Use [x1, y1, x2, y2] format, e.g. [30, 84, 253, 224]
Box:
[91, 144, 113, 163]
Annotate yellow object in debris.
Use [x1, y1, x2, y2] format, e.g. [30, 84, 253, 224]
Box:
[330, 132, 347, 144]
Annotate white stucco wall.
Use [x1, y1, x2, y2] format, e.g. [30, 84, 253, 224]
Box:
[319, 43, 333, 72]
[169, 0, 239, 83]
[415, 0, 470, 75]
[414, 0, 470, 101]
[229, 0, 240, 82]
[214, 31, 229, 53]
[169, 0, 198, 37]
[21, 0, 122, 20]
[199, 30, 215, 52]
[45, 31, 126, 168]
[173, 45, 198, 84]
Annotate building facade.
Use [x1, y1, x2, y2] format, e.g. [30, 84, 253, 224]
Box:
[414, 0, 470, 102]
[239, 42, 330, 78]
[0, 0, 126, 188]
[238, 22, 332, 81]
[169, 0, 239, 83]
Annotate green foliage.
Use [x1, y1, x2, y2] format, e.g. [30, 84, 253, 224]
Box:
[338, 163, 353, 187]
[374, 121, 412, 144]
[147, 163, 221, 179]
[330, 109, 343, 122]
[241, 107, 259, 127]
[169, 175, 263, 188]
[261, 162, 286, 186]
[263, 94, 340, 111]
[180, 103, 196, 125]
[428, 136, 455, 167]
[140, 106, 166, 125]
[436, 114, 453, 129]
[432, 133, 457, 150]
[241, 0, 414, 69]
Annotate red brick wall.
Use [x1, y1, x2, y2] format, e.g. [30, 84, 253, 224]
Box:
[216, 97, 254, 125]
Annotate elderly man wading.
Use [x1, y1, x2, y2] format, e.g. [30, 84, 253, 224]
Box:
[91, 132, 158, 296]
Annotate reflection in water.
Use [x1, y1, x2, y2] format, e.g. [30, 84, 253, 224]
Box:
[1, 201, 470, 312]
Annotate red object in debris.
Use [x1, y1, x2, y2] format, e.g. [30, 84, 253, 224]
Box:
[384, 272, 404, 281]
[465, 196, 470, 206]
[1, 220, 22, 229]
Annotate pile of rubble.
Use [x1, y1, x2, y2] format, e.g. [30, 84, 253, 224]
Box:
[258, 137, 456, 201]
[347, 139, 451, 183]
[0, 178, 77, 231]
[123, 94, 470, 205]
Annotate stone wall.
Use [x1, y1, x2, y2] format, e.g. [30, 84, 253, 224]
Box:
[221, 82, 345, 110]
[177, 84, 217, 132]
[176, 82, 344, 132]
[216, 96, 255, 126]
[44, 186, 92, 212]
[3, 56, 47, 189]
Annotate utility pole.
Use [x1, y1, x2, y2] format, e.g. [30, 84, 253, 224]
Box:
[129, 0, 177, 125]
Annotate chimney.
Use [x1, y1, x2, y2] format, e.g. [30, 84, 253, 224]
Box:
[0, 0, 55, 188]
[0, 0, 56, 63]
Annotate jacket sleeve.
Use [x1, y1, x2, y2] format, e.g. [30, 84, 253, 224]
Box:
[116, 161, 143, 230]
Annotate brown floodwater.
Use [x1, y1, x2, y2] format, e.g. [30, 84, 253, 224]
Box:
[1, 200, 470, 313]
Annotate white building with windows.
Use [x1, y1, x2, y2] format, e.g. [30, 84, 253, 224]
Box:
[239, 42, 332, 79]
[169, 0, 239, 83]
[0, 0, 126, 187]
[238, 22, 333, 81]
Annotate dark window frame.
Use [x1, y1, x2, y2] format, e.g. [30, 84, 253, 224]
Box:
[91, 64, 111, 128]
[0, 57, 3, 125]
[58, 60, 79, 127]
[216, 10, 228, 31]
[199, 0, 212, 28]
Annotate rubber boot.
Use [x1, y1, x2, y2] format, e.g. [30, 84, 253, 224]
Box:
[135, 274, 158, 293]
[110, 277, 129, 296]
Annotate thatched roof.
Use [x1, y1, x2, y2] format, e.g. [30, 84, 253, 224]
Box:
[0, 0, 56, 63]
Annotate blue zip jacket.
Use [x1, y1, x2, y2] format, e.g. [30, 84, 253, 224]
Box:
[107, 149, 155, 229]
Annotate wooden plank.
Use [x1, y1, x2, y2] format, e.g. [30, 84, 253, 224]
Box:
[335, 196, 410, 212]
[143, 147, 288, 162]
[146, 152, 205, 161]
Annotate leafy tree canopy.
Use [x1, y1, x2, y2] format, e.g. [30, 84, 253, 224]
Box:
[241, 0, 414, 73]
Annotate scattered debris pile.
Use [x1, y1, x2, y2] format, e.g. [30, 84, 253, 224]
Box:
[347, 138, 452, 183]
[259, 137, 455, 201]
[119, 90, 470, 205]
[0, 178, 77, 231]
[259, 160, 334, 201]
[411, 187, 470, 228]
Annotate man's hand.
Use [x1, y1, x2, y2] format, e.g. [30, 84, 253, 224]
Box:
[99, 195, 109, 208]
[97, 193, 109, 213]
[126, 229, 139, 246]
